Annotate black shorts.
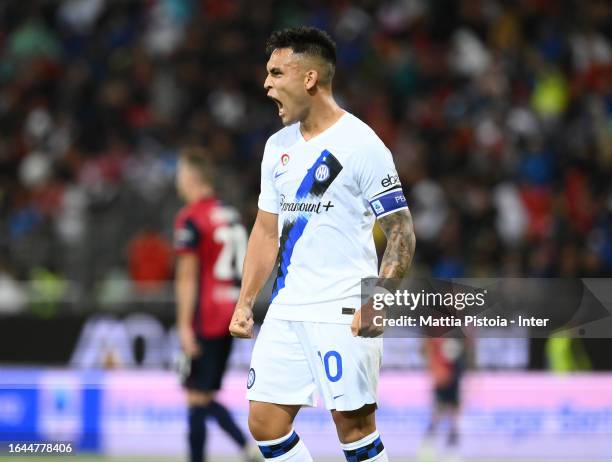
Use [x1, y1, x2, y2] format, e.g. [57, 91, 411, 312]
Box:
[183, 335, 233, 392]
[435, 362, 464, 406]
[435, 380, 460, 406]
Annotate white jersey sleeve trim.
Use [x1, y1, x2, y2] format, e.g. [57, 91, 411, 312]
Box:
[373, 205, 409, 220]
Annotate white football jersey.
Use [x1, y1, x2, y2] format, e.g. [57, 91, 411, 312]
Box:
[258, 112, 407, 324]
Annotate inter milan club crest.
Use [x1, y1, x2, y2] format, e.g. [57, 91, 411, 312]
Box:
[247, 368, 256, 389]
[315, 164, 330, 182]
[281, 153, 290, 166]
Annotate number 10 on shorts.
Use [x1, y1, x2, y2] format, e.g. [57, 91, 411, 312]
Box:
[317, 350, 343, 382]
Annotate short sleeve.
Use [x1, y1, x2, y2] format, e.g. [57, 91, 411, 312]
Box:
[257, 138, 279, 214]
[356, 139, 408, 219]
[174, 215, 200, 254]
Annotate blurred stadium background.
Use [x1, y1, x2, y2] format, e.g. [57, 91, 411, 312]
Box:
[0, 0, 611, 461]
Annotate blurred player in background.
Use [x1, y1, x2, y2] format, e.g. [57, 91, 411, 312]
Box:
[174, 147, 259, 462]
[230, 27, 416, 462]
[422, 337, 469, 454]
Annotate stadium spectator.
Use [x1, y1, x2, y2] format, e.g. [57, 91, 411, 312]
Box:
[127, 227, 173, 293]
[0, 259, 26, 314]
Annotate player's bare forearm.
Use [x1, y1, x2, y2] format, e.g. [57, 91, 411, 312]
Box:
[378, 208, 416, 280]
[176, 254, 198, 327]
[231, 210, 278, 338]
[236, 210, 279, 309]
[175, 254, 200, 355]
[354, 209, 415, 337]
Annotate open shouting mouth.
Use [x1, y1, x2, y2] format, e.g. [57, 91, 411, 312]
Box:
[269, 95, 284, 116]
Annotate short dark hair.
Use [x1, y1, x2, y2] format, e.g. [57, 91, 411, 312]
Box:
[180, 147, 215, 184]
[266, 27, 336, 82]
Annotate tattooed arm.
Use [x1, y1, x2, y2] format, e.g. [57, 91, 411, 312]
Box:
[352, 208, 416, 337]
[378, 208, 416, 279]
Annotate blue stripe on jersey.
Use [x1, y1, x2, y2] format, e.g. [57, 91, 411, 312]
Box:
[270, 215, 308, 301]
[295, 149, 331, 199]
[270, 149, 343, 303]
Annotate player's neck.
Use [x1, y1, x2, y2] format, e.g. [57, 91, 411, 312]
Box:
[299, 96, 344, 141]
[187, 185, 214, 204]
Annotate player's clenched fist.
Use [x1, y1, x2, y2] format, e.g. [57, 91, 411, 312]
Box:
[351, 299, 386, 338]
[229, 306, 254, 338]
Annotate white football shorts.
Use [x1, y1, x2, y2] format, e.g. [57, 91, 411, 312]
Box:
[246, 317, 383, 411]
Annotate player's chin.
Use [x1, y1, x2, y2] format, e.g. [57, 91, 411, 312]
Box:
[279, 111, 296, 126]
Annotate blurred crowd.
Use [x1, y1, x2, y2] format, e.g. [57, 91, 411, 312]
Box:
[0, 0, 611, 314]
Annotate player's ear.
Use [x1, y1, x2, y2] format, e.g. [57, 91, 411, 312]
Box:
[304, 69, 318, 91]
